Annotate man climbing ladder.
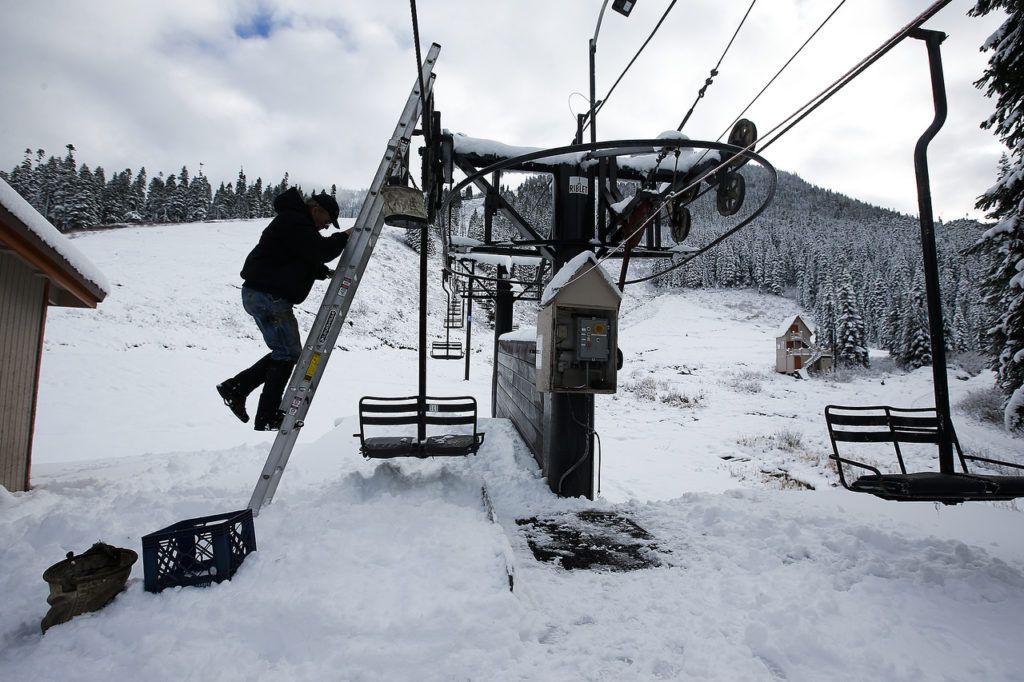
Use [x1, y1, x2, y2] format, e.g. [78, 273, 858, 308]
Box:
[245, 43, 442, 513]
[217, 189, 352, 431]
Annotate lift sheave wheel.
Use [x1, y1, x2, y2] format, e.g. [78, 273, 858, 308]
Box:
[669, 202, 691, 243]
[716, 171, 745, 217]
[727, 119, 757, 169]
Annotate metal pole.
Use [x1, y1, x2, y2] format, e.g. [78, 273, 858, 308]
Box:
[418, 221, 428, 443]
[492, 264, 514, 417]
[589, 38, 598, 145]
[910, 28, 954, 473]
[589, 0, 611, 146]
[464, 262, 474, 381]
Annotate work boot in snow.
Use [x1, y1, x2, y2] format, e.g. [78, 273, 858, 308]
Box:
[254, 359, 293, 431]
[216, 380, 250, 423]
[217, 354, 273, 424]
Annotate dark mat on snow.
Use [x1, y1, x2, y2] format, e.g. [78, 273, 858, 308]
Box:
[515, 511, 662, 571]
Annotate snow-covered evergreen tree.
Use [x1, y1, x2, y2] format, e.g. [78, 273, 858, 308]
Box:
[899, 282, 933, 369]
[65, 164, 100, 229]
[147, 174, 167, 222]
[835, 268, 869, 367]
[969, 0, 1024, 430]
[187, 173, 211, 222]
[127, 168, 147, 221]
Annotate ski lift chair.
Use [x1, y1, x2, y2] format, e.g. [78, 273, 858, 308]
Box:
[430, 340, 464, 360]
[825, 405, 1024, 504]
[824, 34, 1024, 507]
[356, 395, 484, 459]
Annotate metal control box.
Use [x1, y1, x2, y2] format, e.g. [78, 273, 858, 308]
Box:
[536, 256, 621, 394]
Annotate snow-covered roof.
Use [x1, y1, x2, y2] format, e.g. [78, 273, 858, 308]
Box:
[0, 176, 109, 306]
[776, 314, 814, 338]
[540, 251, 621, 307]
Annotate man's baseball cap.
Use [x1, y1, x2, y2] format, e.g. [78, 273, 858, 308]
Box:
[312, 192, 340, 228]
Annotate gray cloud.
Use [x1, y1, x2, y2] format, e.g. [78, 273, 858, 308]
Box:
[0, 0, 1008, 219]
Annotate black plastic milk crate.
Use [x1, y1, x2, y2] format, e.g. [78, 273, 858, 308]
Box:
[141, 509, 257, 593]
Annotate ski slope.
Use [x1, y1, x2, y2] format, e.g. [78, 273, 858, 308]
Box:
[2, 219, 1022, 681]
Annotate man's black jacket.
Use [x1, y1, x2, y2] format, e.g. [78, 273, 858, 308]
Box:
[241, 188, 348, 304]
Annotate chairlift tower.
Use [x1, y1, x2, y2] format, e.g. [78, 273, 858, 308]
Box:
[439, 132, 776, 499]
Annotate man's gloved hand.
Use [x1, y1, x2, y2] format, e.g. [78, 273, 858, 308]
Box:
[318, 266, 335, 280]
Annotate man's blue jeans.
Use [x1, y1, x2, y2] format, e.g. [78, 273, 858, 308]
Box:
[242, 287, 301, 362]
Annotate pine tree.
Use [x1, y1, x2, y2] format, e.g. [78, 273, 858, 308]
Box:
[147, 174, 167, 222]
[233, 168, 248, 219]
[63, 164, 99, 230]
[899, 282, 933, 369]
[248, 177, 264, 218]
[163, 174, 182, 223]
[814, 268, 837, 352]
[48, 144, 77, 231]
[835, 268, 870, 367]
[187, 173, 211, 221]
[969, 0, 1024, 430]
[9, 149, 34, 198]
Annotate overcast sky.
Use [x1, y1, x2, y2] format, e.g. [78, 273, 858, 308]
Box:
[0, 1, 1007, 221]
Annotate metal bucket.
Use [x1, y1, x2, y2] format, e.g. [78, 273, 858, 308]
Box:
[41, 543, 138, 633]
[381, 185, 428, 229]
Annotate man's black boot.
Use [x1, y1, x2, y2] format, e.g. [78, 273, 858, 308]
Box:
[254, 360, 294, 431]
[217, 354, 272, 423]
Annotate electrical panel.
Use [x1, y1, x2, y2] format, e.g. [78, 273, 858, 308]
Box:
[577, 317, 610, 362]
[537, 306, 618, 394]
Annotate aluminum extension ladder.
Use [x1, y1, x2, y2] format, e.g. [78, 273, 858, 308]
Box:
[248, 43, 441, 514]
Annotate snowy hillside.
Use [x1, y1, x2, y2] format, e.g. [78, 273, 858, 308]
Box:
[2, 219, 1023, 680]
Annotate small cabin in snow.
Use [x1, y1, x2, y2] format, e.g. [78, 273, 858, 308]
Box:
[0, 177, 108, 492]
[775, 314, 832, 374]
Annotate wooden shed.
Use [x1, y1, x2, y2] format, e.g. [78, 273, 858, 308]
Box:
[775, 314, 832, 374]
[0, 178, 108, 492]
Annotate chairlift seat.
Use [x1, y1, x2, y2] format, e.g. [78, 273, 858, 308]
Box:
[849, 472, 1017, 503]
[424, 434, 480, 455]
[362, 436, 419, 458]
[825, 405, 1024, 504]
[356, 395, 484, 459]
[430, 341, 464, 360]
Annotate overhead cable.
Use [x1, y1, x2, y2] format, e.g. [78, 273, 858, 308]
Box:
[676, 0, 759, 132]
[618, 0, 955, 286]
[716, 0, 848, 142]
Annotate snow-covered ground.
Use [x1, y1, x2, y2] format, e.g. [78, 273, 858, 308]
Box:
[2, 219, 1022, 681]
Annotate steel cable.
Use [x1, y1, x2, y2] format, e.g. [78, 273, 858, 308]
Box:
[676, 0, 758, 132]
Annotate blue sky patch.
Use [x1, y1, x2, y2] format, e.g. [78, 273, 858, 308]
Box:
[234, 9, 277, 40]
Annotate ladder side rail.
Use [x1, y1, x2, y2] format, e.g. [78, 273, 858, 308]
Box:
[248, 44, 441, 513]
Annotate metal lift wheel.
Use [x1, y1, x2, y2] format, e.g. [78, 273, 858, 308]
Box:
[716, 171, 745, 217]
[670, 204, 691, 243]
[727, 119, 757, 169]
